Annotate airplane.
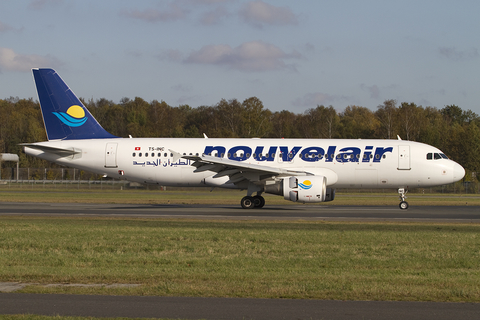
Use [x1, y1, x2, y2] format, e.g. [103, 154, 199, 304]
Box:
[22, 68, 465, 210]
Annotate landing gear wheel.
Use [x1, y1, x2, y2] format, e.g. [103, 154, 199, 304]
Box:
[253, 195, 265, 208]
[398, 188, 409, 210]
[241, 196, 255, 209]
[399, 201, 409, 210]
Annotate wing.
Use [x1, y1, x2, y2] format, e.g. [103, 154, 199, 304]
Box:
[170, 149, 309, 186]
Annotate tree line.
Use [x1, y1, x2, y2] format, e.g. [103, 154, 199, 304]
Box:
[0, 96, 479, 180]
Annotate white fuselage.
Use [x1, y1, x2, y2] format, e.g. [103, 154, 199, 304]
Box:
[24, 138, 465, 189]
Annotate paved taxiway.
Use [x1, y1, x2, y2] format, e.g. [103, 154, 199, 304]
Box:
[1, 203, 479, 319]
[0, 202, 479, 222]
[2, 293, 480, 320]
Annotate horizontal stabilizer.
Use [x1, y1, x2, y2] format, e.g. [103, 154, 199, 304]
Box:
[21, 143, 82, 158]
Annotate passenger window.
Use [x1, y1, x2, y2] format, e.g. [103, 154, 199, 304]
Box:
[157, 153, 161, 157]
[427, 153, 432, 160]
[151, 153, 154, 157]
[133, 153, 136, 157]
[382, 154, 386, 159]
[139, 153, 142, 157]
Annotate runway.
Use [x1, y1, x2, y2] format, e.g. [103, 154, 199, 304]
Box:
[1, 202, 480, 222]
[1, 203, 479, 319]
[2, 293, 480, 320]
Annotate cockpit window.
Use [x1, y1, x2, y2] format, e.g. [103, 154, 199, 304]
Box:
[427, 152, 448, 160]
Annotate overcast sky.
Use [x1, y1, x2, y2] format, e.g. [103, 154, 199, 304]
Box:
[1, 0, 479, 114]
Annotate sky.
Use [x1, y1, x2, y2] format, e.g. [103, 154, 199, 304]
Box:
[1, 0, 479, 115]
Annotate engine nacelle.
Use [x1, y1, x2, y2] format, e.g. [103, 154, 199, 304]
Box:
[264, 176, 336, 203]
[283, 176, 326, 203]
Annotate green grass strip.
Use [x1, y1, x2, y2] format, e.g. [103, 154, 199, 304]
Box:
[0, 187, 479, 206]
[1, 217, 479, 302]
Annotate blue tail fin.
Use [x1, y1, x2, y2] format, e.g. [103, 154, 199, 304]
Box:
[32, 68, 118, 140]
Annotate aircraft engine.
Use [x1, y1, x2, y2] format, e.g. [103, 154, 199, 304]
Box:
[265, 176, 334, 203]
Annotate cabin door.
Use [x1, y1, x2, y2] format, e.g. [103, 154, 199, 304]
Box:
[105, 143, 118, 168]
[398, 145, 410, 170]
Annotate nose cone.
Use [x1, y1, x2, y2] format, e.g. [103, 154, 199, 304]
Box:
[453, 162, 465, 182]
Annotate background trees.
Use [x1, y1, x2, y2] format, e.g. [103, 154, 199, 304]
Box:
[0, 96, 478, 180]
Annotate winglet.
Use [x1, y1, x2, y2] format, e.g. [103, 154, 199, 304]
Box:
[169, 149, 183, 162]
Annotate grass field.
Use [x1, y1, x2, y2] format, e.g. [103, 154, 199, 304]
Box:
[0, 185, 479, 206]
[1, 216, 479, 302]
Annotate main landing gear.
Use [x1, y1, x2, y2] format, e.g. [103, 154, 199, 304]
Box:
[398, 188, 408, 210]
[241, 194, 265, 209]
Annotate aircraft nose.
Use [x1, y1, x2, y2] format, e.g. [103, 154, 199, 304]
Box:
[453, 162, 465, 182]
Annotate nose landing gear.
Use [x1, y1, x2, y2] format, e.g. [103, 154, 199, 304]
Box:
[398, 188, 408, 210]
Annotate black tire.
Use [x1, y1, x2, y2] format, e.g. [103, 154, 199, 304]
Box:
[399, 201, 409, 210]
[253, 195, 265, 208]
[241, 196, 255, 209]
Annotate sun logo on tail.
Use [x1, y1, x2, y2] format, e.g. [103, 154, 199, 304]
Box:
[52, 105, 88, 127]
[299, 180, 312, 190]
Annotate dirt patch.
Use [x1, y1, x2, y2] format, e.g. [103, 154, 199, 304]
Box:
[0, 282, 141, 292]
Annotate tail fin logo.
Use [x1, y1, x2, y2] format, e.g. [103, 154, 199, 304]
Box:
[52, 105, 88, 127]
